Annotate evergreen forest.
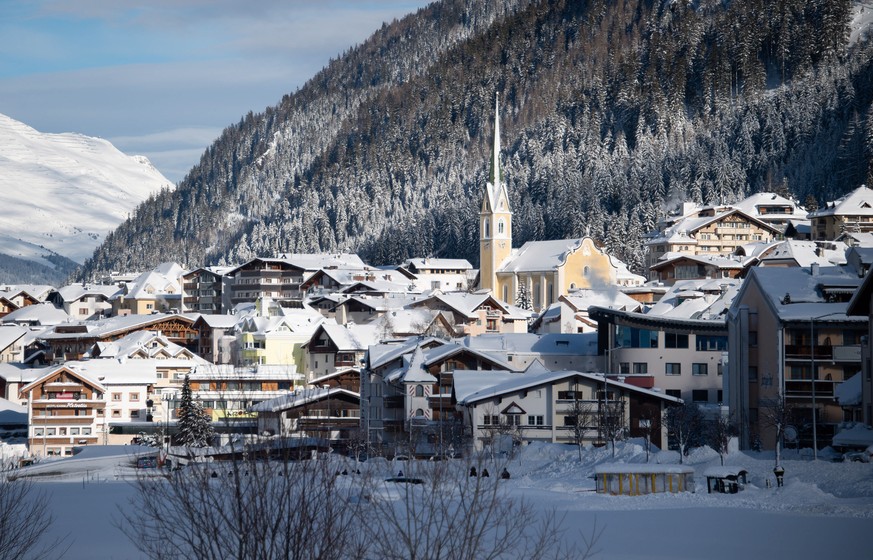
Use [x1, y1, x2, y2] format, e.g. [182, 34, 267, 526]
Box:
[77, 0, 873, 279]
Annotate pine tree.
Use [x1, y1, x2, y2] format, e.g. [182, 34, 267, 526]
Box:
[177, 374, 214, 448]
[515, 284, 532, 310]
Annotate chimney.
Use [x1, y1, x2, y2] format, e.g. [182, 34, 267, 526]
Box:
[811, 262, 820, 276]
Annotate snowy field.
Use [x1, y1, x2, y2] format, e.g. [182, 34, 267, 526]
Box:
[13, 440, 872, 560]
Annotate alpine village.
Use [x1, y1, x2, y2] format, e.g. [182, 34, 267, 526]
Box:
[1, 1, 873, 559]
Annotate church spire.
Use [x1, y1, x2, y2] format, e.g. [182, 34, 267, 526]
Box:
[488, 93, 501, 188]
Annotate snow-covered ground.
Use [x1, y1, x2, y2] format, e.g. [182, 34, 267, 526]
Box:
[12, 440, 871, 559]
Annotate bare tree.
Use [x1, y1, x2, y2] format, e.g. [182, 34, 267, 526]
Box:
[708, 413, 735, 466]
[566, 397, 598, 461]
[360, 459, 600, 560]
[118, 448, 366, 560]
[637, 410, 658, 463]
[599, 395, 626, 459]
[663, 402, 705, 463]
[760, 395, 794, 468]
[0, 478, 69, 560]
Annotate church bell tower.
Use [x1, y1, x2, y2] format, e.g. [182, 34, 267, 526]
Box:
[479, 95, 512, 294]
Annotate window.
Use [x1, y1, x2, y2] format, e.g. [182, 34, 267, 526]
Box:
[749, 331, 758, 347]
[130, 393, 139, 402]
[112, 393, 122, 401]
[717, 390, 723, 403]
[130, 410, 139, 418]
[70, 428, 80, 435]
[111, 410, 121, 418]
[505, 414, 521, 426]
[692, 363, 708, 376]
[82, 427, 92, 436]
[616, 325, 659, 348]
[503, 285, 509, 303]
[619, 362, 630, 374]
[665, 363, 681, 375]
[415, 409, 424, 417]
[666, 389, 681, 399]
[415, 385, 424, 397]
[664, 333, 689, 348]
[483, 415, 499, 425]
[583, 266, 590, 277]
[484, 218, 490, 238]
[46, 428, 56, 436]
[748, 366, 758, 381]
[34, 428, 44, 437]
[696, 335, 728, 351]
[527, 415, 544, 426]
[633, 362, 648, 374]
[692, 390, 708, 403]
[498, 219, 505, 235]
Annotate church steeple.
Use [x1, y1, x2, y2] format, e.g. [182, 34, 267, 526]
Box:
[488, 95, 501, 189]
[479, 94, 512, 297]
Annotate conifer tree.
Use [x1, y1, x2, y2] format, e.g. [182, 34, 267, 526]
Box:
[515, 284, 532, 310]
[177, 374, 214, 447]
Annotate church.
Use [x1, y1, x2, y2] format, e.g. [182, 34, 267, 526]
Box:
[478, 97, 644, 311]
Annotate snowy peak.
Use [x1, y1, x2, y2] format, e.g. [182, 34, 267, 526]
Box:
[0, 113, 173, 266]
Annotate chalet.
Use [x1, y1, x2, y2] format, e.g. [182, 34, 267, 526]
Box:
[48, 283, 120, 321]
[808, 185, 873, 240]
[38, 313, 198, 363]
[398, 258, 474, 292]
[19, 365, 106, 457]
[454, 369, 681, 451]
[304, 323, 380, 381]
[645, 208, 783, 272]
[409, 292, 529, 336]
[532, 291, 642, 334]
[249, 387, 360, 444]
[112, 262, 185, 316]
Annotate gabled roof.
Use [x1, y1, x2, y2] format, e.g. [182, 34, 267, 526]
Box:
[0, 284, 53, 302]
[651, 253, 744, 271]
[1, 302, 72, 326]
[309, 367, 360, 387]
[759, 240, 848, 267]
[0, 325, 28, 352]
[808, 185, 873, 218]
[39, 312, 196, 340]
[54, 283, 121, 303]
[249, 387, 359, 413]
[403, 258, 473, 272]
[367, 337, 449, 370]
[123, 262, 184, 299]
[733, 266, 865, 323]
[225, 257, 307, 277]
[455, 369, 683, 406]
[497, 237, 592, 273]
[308, 322, 380, 352]
[192, 314, 240, 329]
[276, 253, 368, 271]
[462, 332, 599, 357]
[19, 364, 107, 396]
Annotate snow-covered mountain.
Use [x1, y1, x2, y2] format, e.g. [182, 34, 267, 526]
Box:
[0, 113, 173, 270]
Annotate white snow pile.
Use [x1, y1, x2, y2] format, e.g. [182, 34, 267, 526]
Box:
[9, 440, 872, 560]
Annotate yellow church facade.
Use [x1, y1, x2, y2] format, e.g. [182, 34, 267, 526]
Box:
[478, 97, 643, 311]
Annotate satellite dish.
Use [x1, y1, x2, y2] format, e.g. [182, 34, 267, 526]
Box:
[784, 425, 798, 443]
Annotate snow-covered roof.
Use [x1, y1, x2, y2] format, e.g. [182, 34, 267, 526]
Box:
[0, 396, 26, 425]
[39, 312, 196, 340]
[193, 314, 240, 329]
[499, 237, 599, 273]
[403, 258, 473, 272]
[808, 185, 873, 218]
[456, 369, 683, 406]
[249, 387, 358, 413]
[595, 463, 694, 474]
[55, 283, 121, 303]
[0, 325, 28, 351]
[462, 332, 600, 356]
[91, 330, 206, 364]
[314, 322, 381, 351]
[277, 252, 368, 271]
[0, 302, 72, 326]
[651, 253, 744, 270]
[732, 192, 807, 221]
[835, 373, 862, 406]
[0, 284, 54, 301]
[123, 262, 185, 299]
[831, 423, 873, 448]
[741, 266, 866, 323]
[759, 240, 848, 267]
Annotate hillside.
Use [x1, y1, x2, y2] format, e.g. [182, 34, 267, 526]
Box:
[0, 113, 172, 280]
[78, 0, 873, 279]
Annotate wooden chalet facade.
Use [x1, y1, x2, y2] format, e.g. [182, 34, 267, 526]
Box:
[19, 366, 106, 457]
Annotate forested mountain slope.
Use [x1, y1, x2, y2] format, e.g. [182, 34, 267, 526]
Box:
[78, 0, 873, 279]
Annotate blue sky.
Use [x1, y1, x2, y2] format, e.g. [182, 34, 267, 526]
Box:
[0, 1, 430, 183]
